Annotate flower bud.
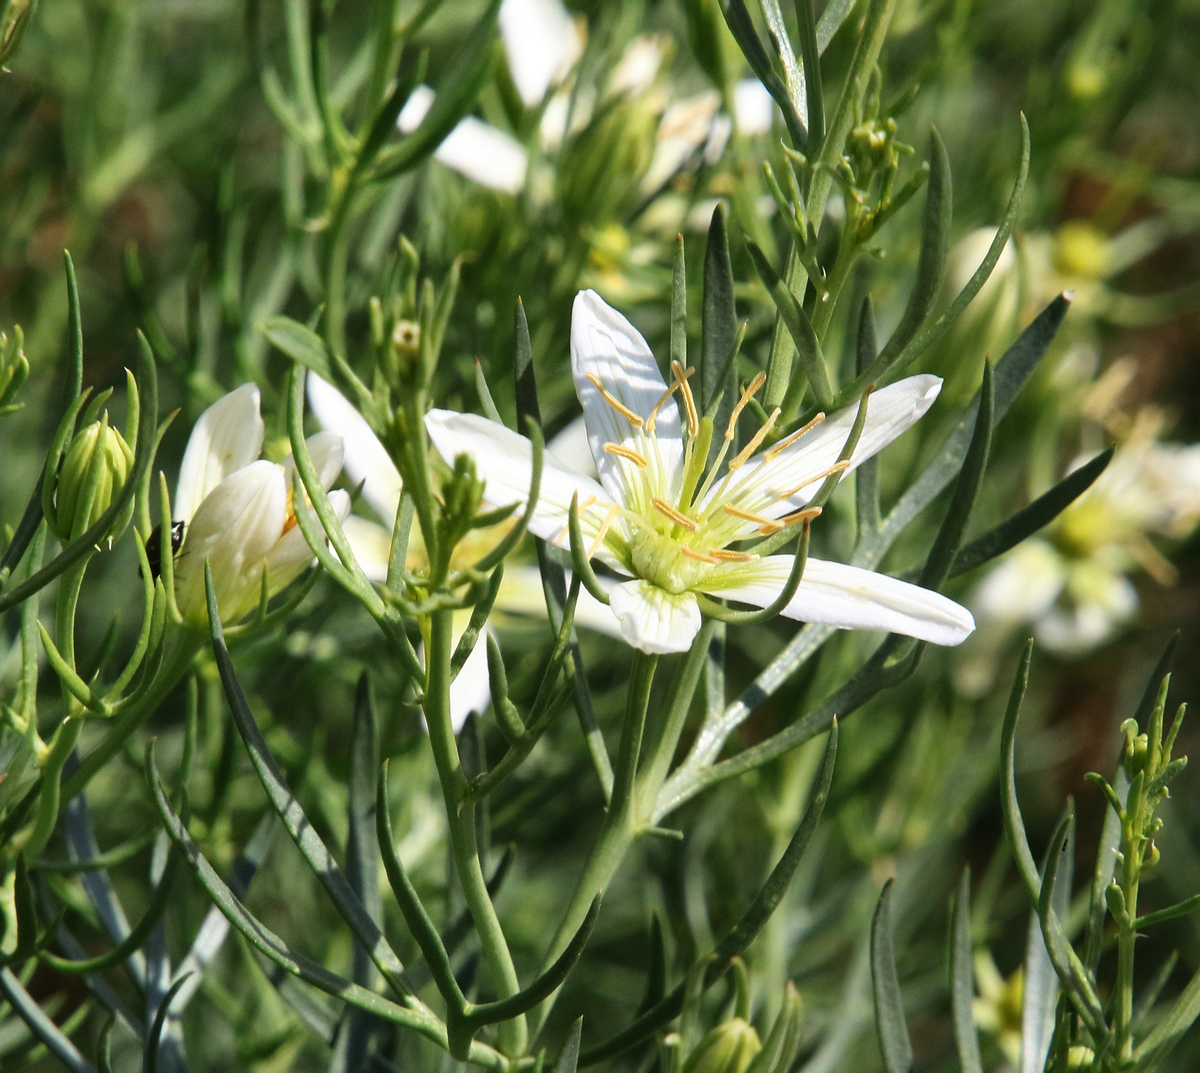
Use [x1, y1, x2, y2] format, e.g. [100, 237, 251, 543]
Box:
[1052, 221, 1110, 283]
[682, 1018, 762, 1073]
[51, 418, 134, 541]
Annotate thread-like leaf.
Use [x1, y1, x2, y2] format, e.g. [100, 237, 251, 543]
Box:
[871, 880, 914, 1073]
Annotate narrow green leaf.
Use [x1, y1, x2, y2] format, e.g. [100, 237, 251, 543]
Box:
[950, 870, 984, 1073]
[554, 1019, 584, 1073]
[815, 0, 855, 51]
[793, 0, 824, 146]
[262, 315, 336, 382]
[721, 0, 807, 149]
[868, 128, 952, 380]
[761, 0, 808, 139]
[871, 880, 914, 1073]
[671, 235, 687, 372]
[144, 973, 191, 1073]
[204, 566, 416, 1002]
[0, 966, 95, 1073]
[700, 204, 737, 421]
[919, 359, 992, 589]
[346, 673, 381, 989]
[950, 449, 1112, 578]
[63, 250, 84, 407]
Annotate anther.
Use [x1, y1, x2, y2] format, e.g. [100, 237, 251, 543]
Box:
[603, 443, 649, 468]
[670, 361, 700, 438]
[645, 381, 680, 432]
[728, 407, 781, 471]
[776, 459, 849, 499]
[681, 546, 719, 564]
[777, 506, 823, 528]
[763, 412, 827, 461]
[710, 549, 757, 563]
[725, 371, 767, 441]
[652, 497, 699, 532]
[722, 504, 776, 527]
[585, 373, 644, 428]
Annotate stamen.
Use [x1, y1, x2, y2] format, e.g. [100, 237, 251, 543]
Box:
[710, 549, 757, 563]
[585, 373, 644, 428]
[644, 381, 680, 432]
[722, 504, 776, 527]
[587, 503, 621, 559]
[777, 506, 823, 528]
[603, 443, 649, 468]
[776, 460, 849, 499]
[728, 407, 781, 471]
[681, 546, 719, 564]
[763, 412, 827, 461]
[725, 371, 767, 441]
[652, 497, 699, 532]
[670, 361, 699, 438]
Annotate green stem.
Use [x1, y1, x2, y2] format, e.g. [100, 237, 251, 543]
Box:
[322, 171, 357, 359]
[1116, 799, 1143, 1060]
[534, 651, 658, 1035]
[764, 0, 899, 413]
[424, 608, 526, 1056]
[59, 630, 203, 802]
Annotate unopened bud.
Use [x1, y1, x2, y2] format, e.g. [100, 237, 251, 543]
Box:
[1052, 221, 1110, 282]
[52, 418, 134, 541]
[682, 1018, 762, 1073]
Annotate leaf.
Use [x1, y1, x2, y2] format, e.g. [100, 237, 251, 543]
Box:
[949, 449, 1112, 578]
[554, 1018, 584, 1073]
[700, 204, 737, 420]
[262, 315, 336, 381]
[871, 880, 914, 1073]
[950, 870, 983, 1073]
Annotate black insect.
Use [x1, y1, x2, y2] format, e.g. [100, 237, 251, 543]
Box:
[143, 520, 186, 580]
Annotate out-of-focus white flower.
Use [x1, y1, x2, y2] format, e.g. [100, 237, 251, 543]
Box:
[171, 384, 350, 627]
[426, 291, 974, 655]
[499, 0, 583, 107]
[307, 375, 620, 727]
[961, 408, 1200, 683]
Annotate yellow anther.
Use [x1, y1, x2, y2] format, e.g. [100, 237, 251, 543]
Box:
[725, 371, 767, 441]
[587, 503, 622, 559]
[681, 546, 719, 564]
[763, 412, 827, 461]
[585, 373, 645, 428]
[603, 443, 649, 468]
[777, 506, 823, 528]
[710, 549, 757, 563]
[670, 361, 699, 438]
[652, 497, 699, 532]
[728, 407, 781, 471]
[645, 381, 680, 432]
[777, 459, 850, 499]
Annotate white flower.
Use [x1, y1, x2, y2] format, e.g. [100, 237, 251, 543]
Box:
[171, 384, 350, 626]
[425, 291, 975, 655]
[306, 375, 621, 727]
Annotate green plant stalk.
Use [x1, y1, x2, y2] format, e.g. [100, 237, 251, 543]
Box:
[535, 651, 659, 1030]
[1116, 782, 1146, 1061]
[765, 0, 898, 413]
[59, 629, 203, 802]
[424, 607, 527, 1057]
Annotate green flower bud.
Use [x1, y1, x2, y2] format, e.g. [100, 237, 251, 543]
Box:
[52, 418, 134, 541]
[1, 0, 35, 66]
[682, 1018, 762, 1073]
[1125, 730, 1149, 776]
[1067, 1044, 1097, 1070]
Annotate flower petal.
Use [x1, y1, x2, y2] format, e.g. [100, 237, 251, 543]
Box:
[262, 489, 352, 592]
[496, 564, 625, 638]
[174, 460, 287, 624]
[307, 375, 402, 523]
[175, 384, 264, 523]
[609, 580, 702, 654]
[340, 515, 393, 582]
[708, 375, 943, 531]
[499, 0, 582, 107]
[425, 409, 629, 571]
[571, 290, 684, 504]
[703, 555, 975, 646]
[449, 625, 493, 731]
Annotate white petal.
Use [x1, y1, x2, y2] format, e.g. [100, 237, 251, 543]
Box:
[500, 0, 581, 107]
[571, 290, 684, 503]
[733, 78, 775, 136]
[425, 409, 627, 570]
[340, 515, 393, 582]
[307, 375, 402, 523]
[710, 375, 942, 530]
[449, 626, 494, 731]
[175, 384, 264, 523]
[609, 580, 702, 654]
[174, 460, 287, 624]
[968, 541, 1065, 624]
[496, 564, 625, 638]
[280, 432, 344, 492]
[703, 555, 975, 646]
[264, 488, 352, 589]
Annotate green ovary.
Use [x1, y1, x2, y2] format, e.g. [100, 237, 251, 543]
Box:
[630, 529, 710, 594]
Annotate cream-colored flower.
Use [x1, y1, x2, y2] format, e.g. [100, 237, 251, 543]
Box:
[171, 384, 349, 626]
[426, 291, 975, 655]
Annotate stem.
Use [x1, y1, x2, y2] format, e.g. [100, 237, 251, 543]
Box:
[60, 630, 203, 801]
[424, 609, 526, 1056]
[322, 171, 357, 359]
[533, 651, 658, 1035]
[1116, 794, 1144, 1060]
